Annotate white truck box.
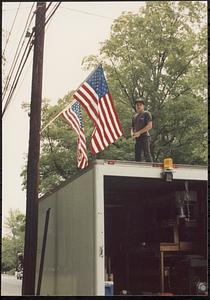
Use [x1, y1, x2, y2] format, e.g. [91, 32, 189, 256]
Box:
[36, 160, 207, 296]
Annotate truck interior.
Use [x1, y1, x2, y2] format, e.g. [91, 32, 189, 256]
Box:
[104, 176, 207, 296]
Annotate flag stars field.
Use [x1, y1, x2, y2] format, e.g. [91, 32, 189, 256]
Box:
[74, 64, 123, 155]
[61, 100, 88, 169]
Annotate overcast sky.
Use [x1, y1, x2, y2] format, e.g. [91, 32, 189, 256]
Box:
[2, 1, 145, 234]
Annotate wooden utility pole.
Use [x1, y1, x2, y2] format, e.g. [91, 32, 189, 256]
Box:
[22, 2, 46, 295]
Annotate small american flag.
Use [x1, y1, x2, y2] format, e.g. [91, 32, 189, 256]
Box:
[73, 65, 123, 154]
[61, 100, 88, 169]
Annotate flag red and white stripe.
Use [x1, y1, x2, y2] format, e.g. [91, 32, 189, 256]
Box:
[61, 100, 88, 169]
[73, 65, 123, 154]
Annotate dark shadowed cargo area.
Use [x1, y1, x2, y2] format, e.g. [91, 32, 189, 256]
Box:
[104, 176, 207, 295]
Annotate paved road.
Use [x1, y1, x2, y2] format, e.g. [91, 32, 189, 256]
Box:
[1, 274, 22, 296]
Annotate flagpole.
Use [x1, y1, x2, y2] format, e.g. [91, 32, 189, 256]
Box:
[40, 104, 71, 133]
[40, 63, 102, 133]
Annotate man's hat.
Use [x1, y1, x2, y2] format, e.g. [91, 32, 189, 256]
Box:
[135, 98, 145, 105]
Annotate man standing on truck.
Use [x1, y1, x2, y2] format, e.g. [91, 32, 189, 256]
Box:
[131, 98, 153, 162]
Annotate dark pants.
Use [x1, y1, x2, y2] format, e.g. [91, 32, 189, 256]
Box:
[135, 135, 153, 162]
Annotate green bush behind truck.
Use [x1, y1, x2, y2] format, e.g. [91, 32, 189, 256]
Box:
[36, 160, 207, 296]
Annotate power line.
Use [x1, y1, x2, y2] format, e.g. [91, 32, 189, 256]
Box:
[2, 10, 39, 116]
[3, 2, 21, 57]
[10, 3, 60, 103]
[2, 2, 61, 117]
[2, 2, 54, 101]
[12, 58, 33, 103]
[2, 29, 34, 110]
[2, 2, 53, 101]
[2, 4, 136, 116]
[2, 6, 32, 12]
[10, 3, 61, 100]
[60, 5, 114, 20]
[2, 41, 33, 116]
[45, 2, 62, 27]
[10, 4, 59, 100]
[2, 3, 36, 100]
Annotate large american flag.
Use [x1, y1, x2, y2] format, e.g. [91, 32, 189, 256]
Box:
[73, 65, 123, 154]
[61, 100, 88, 169]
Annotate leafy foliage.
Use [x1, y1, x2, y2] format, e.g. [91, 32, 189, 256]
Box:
[83, 0, 207, 163]
[21, 1, 207, 194]
[2, 209, 25, 272]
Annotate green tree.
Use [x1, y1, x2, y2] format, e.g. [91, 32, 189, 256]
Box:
[2, 209, 25, 272]
[83, 1, 207, 163]
[21, 1, 207, 194]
